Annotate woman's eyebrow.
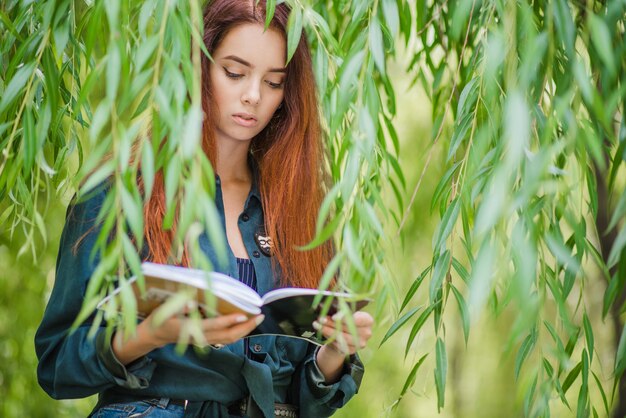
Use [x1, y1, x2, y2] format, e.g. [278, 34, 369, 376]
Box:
[223, 55, 287, 73]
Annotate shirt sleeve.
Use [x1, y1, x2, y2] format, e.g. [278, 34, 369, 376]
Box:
[34, 186, 156, 399]
[295, 346, 364, 418]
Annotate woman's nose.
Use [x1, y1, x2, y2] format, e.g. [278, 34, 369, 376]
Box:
[241, 80, 261, 106]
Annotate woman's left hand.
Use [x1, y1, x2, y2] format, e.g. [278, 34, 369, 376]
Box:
[313, 311, 374, 383]
[314, 311, 374, 356]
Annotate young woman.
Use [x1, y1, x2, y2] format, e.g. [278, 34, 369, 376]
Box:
[35, 1, 374, 417]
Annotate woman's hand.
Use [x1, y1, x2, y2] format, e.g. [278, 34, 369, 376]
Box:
[144, 311, 264, 347]
[112, 309, 264, 365]
[313, 311, 374, 383]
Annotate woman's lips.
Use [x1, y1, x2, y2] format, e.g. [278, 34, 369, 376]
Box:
[232, 114, 258, 127]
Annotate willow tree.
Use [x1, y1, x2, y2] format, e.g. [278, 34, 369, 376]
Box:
[382, 1, 626, 417]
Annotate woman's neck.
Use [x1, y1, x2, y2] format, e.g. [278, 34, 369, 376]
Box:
[215, 140, 252, 183]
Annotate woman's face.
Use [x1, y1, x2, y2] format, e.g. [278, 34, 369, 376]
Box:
[210, 23, 286, 145]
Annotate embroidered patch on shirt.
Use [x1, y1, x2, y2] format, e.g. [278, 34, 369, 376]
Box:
[254, 227, 274, 257]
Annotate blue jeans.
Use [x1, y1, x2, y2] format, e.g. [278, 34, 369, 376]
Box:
[90, 398, 185, 418]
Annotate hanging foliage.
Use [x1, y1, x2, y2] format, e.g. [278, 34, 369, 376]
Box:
[388, 0, 626, 416]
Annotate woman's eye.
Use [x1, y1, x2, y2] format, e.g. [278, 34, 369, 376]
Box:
[223, 67, 243, 79]
[266, 80, 284, 89]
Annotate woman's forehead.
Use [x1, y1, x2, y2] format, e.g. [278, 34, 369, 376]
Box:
[214, 23, 286, 71]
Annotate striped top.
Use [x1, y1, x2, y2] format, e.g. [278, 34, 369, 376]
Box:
[236, 257, 257, 291]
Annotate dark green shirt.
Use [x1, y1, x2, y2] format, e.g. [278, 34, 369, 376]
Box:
[35, 177, 363, 418]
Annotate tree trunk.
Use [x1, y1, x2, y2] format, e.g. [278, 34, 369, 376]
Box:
[593, 159, 624, 418]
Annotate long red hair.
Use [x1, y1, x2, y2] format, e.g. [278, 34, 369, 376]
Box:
[144, 0, 333, 289]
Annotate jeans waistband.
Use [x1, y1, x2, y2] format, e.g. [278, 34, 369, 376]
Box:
[96, 392, 187, 411]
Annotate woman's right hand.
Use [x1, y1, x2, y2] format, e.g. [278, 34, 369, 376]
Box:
[112, 311, 264, 365]
[145, 311, 264, 347]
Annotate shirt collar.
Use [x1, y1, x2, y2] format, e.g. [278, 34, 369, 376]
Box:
[248, 156, 261, 202]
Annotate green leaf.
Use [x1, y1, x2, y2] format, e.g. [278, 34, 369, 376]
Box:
[456, 77, 479, 118]
[53, 18, 70, 59]
[381, 0, 399, 38]
[0, 9, 23, 41]
[433, 198, 461, 252]
[588, 14, 616, 76]
[591, 371, 609, 417]
[104, 0, 120, 28]
[139, 0, 157, 34]
[400, 265, 431, 312]
[141, 141, 155, 201]
[0, 63, 35, 113]
[120, 183, 143, 242]
[152, 290, 193, 326]
[515, 330, 537, 380]
[343, 224, 367, 276]
[468, 241, 495, 317]
[285, 5, 303, 64]
[135, 35, 159, 71]
[583, 312, 594, 364]
[90, 99, 111, 141]
[22, 106, 36, 172]
[607, 226, 626, 269]
[380, 306, 421, 347]
[339, 49, 366, 93]
[562, 361, 583, 394]
[181, 106, 202, 159]
[106, 42, 121, 100]
[299, 214, 341, 250]
[603, 271, 625, 318]
[608, 190, 626, 232]
[368, 17, 385, 76]
[435, 337, 447, 411]
[451, 257, 469, 283]
[447, 112, 473, 162]
[307, 10, 340, 52]
[429, 250, 450, 303]
[405, 305, 434, 357]
[431, 161, 461, 211]
[398, 354, 428, 399]
[544, 232, 581, 274]
[450, 285, 470, 345]
[265, 0, 276, 30]
[553, 0, 575, 55]
[79, 161, 115, 196]
[614, 321, 626, 377]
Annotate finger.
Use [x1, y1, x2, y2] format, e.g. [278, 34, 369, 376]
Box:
[352, 311, 374, 326]
[329, 311, 374, 328]
[205, 315, 264, 344]
[314, 321, 371, 350]
[201, 313, 257, 331]
[318, 316, 372, 339]
[314, 322, 358, 347]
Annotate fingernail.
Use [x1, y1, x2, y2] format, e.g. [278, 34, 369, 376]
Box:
[331, 313, 341, 321]
[319, 317, 328, 325]
[255, 315, 265, 326]
[313, 321, 321, 330]
[236, 315, 248, 323]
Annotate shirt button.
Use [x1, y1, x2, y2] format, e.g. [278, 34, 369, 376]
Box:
[241, 213, 249, 221]
[253, 344, 262, 352]
[252, 251, 260, 258]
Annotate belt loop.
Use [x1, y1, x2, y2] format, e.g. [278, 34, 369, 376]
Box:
[157, 398, 169, 408]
